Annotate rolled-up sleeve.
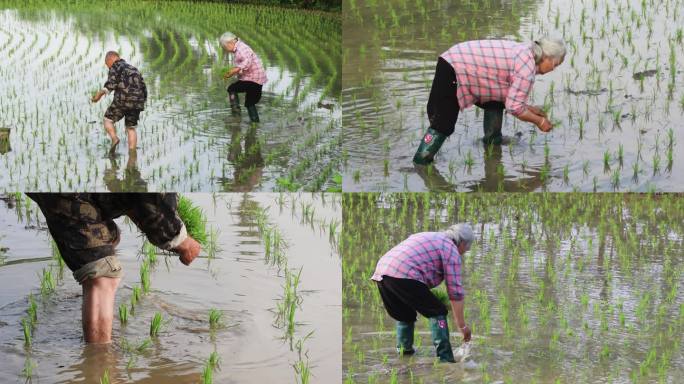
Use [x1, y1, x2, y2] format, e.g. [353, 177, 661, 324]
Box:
[443, 244, 464, 301]
[505, 52, 536, 116]
[122, 193, 187, 250]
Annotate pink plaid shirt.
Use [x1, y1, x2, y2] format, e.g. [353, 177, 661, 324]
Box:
[371, 232, 465, 300]
[440, 40, 536, 116]
[233, 40, 267, 85]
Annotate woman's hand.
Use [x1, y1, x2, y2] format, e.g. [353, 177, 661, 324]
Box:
[536, 116, 553, 132]
[461, 325, 472, 342]
[527, 105, 547, 118]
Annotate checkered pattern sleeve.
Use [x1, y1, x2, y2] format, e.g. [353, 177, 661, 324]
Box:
[443, 242, 464, 301]
[505, 49, 536, 116]
[234, 45, 253, 73]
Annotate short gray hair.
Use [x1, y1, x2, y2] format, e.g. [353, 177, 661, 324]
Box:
[532, 36, 566, 63]
[443, 223, 474, 247]
[219, 32, 237, 48]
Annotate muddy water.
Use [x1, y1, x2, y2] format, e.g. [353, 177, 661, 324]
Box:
[342, 0, 684, 191]
[342, 194, 684, 383]
[0, 1, 341, 192]
[0, 193, 340, 383]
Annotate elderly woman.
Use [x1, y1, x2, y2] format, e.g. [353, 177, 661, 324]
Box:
[413, 37, 566, 165]
[219, 32, 268, 123]
[371, 223, 474, 362]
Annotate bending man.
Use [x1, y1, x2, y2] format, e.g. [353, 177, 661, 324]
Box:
[92, 51, 148, 156]
[27, 193, 201, 344]
[371, 223, 473, 362]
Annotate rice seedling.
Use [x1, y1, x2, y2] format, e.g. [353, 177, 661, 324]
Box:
[177, 196, 208, 246]
[21, 318, 31, 347]
[430, 287, 450, 311]
[119, 304, 128, 325]
[149, 312, 163, 338]
[201, 362, 213, 384]
[275, 267, 304, 346]
[27, 294, 37, 325]
[207, 351, 221, 371]
[140, 260, 151, 294]
[205, 229, 220, 260]
[39, 268, 55, 296]
[21, 358, 35, 379]
[100, 369, 110, 384]
[208, 308, 223, 329]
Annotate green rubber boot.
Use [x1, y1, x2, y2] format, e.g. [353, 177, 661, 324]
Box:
[429, 315, 455, 362]
[482, 104, 504, 145]
[246, 105, 260, 123]
[396, 321, 415, 355]
[229, 92, 240, 114]
[412, 128, 447, 165]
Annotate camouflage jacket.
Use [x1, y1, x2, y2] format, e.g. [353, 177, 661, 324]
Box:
[104, 59, 147, 110]
[27, 193, 184, 272]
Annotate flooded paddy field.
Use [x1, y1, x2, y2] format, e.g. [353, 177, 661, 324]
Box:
[342, 193, 684, 383]
[343, 0, 684, 192]
[0, 192, 341, 383]
[0, 0, 341, 192]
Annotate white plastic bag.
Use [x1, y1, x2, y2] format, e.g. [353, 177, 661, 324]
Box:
[453, 342, 471, 362]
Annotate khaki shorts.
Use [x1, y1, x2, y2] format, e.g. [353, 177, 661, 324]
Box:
[73, 255, 123, 284]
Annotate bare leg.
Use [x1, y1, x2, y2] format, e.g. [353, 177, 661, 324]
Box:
[82, 277, 121, 343]
[104, 119, 119, 145]
[126, 127, 137, 150]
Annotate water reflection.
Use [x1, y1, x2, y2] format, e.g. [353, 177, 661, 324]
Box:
[57, 343, 121, 384]
[0, 128, 10, 154]
[415, 144, 545, 191]
[104, 150, 148, 192]
[219, 122, 264, 191]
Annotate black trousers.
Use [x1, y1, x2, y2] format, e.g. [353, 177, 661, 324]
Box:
[427, 57, 506, 136]
[227, 80, 263, 107]
[376, 276, 448, 322]
[427, 57, 460, 136]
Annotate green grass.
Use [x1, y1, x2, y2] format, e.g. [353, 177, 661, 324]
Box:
[149, 312, 163, 337]
[177, 196, 208, 246]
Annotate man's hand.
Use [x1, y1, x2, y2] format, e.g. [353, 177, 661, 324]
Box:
[527, 105, 547, 118]
[173, 236, 201, 265]
[536, 116, 553, 132]
[91, 90, 105, 103]
[461, 325, 472, 342]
